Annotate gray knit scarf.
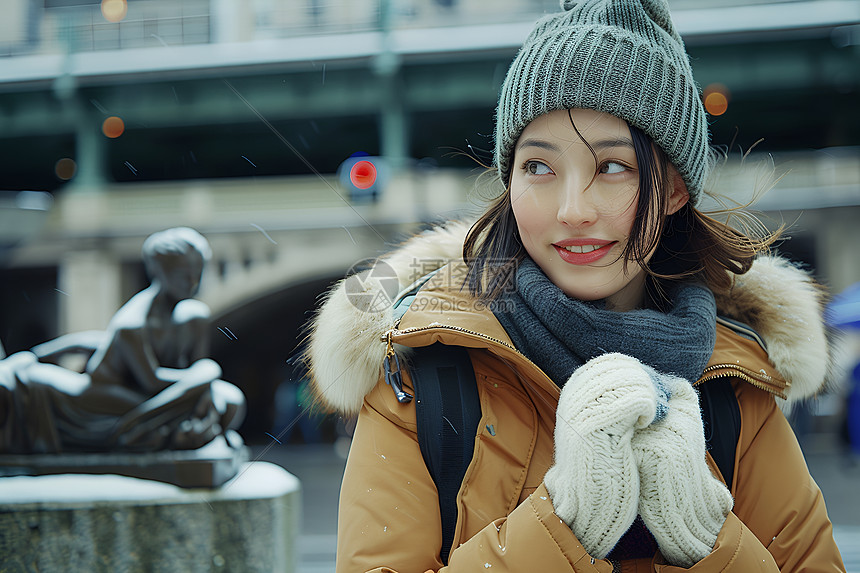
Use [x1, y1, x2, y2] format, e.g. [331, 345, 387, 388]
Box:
[493, 257, 717, 386]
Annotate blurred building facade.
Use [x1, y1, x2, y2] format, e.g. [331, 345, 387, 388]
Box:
[1, 0, 859, 437]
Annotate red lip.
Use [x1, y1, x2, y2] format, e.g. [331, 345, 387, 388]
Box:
[552, 240, 616, 265]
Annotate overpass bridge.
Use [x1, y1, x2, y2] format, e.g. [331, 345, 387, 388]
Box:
[1, 0, 859, 435]
[1, 0, 858, 189]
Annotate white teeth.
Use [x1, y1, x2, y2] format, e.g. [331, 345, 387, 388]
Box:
[561, 244, 602, 253]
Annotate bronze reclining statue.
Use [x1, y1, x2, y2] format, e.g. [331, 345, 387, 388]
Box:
[0, 228, 246, 485]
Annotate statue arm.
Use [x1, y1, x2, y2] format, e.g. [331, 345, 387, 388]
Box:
[107, 327, 172, 394]
[155, 360, 221, 385]
[31, 331, 107, 366]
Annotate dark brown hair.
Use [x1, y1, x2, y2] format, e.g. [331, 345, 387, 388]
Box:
[462, 116, 780, 303]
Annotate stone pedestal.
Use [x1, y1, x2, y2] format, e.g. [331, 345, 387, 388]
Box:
[0, 462, 301, 572]
[0, 433, 250, 488]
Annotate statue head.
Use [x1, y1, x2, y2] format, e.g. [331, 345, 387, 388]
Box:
[142, 228, 212, 300]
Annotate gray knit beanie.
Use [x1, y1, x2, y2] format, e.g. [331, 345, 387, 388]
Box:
[495, 0, 709, 205]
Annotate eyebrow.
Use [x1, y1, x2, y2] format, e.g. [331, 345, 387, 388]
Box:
[516, 136, 635, 154]
[590, 137, 635, 151]
[516, 138, 562, 153]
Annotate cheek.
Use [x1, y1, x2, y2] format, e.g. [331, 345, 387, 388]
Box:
[609, 194, 639, 238]
[511, 185, 551, 242]
[511, 196, 541, 243]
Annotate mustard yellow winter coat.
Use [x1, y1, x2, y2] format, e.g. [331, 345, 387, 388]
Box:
[308, 221, 845, 573]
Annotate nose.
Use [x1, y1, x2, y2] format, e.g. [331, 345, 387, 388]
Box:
[556, 178, 598, 227]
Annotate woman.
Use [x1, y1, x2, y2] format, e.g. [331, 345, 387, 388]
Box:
[306, 0, 845, 571]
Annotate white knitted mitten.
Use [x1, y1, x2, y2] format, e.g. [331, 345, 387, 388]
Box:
[544, 353, 660, 559]
[632, 373, 734, 568]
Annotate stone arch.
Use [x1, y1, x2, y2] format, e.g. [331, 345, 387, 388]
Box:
[207, 270, 345, 441]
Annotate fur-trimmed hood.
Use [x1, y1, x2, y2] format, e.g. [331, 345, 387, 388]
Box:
[306, 220, 833, 415]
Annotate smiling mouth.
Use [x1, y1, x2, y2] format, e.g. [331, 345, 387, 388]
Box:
[552, 242, 616, 264]
[559, 244, 602, 254]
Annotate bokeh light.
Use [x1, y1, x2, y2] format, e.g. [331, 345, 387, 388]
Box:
[349, 160, 377, 189]
[703, 83, 730, 116]
[101, 0, 128, 23]
[54, 158, 77, 181]
[102, 116, 125, 139]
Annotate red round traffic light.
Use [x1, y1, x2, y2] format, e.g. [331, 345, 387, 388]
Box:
[349, 160, 377, 190]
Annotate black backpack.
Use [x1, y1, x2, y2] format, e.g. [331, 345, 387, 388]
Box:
[408, 342, 742, 565]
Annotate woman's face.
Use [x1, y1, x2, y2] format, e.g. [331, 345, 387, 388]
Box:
[510, 108, 688, 311]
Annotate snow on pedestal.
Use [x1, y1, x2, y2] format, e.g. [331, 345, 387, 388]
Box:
[0, 462, 301, 572]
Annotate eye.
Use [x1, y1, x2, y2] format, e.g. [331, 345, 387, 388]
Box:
[599, 161, 628, 175]
[523, 160, 553, 176]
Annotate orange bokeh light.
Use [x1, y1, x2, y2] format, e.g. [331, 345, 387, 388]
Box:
[102, 116, 125, 138]
[703, 83, 730, 116]
[55, 158, 77, 180]
[101, 0, 128, 23]
[705, 92, 729, 116]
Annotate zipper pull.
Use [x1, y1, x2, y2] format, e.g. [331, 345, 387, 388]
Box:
[383, 330, 413, 404]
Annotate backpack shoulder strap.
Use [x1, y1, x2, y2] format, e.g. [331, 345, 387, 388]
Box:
[696, 315, 767, 489]
[697, 376, 741, 491]
[410, 343, 482, 566]
[698, 314, 759, 492]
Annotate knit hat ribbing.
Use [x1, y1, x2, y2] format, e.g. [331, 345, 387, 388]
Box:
[495, 0, 709, 205]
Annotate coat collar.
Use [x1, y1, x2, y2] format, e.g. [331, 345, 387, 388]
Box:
[306, 219, 833, 414]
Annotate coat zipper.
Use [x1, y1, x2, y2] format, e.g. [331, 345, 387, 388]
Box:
[383, 323, 520, 353]
[383, 325, 786, 398]
[696, 363, 787, 398]
[381, 323, 556, 392]
[382, 329, 414, 403]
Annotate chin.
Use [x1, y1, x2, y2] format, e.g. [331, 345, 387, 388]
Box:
[560, 288, 608, 302]
[548, 273, 616, 302]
